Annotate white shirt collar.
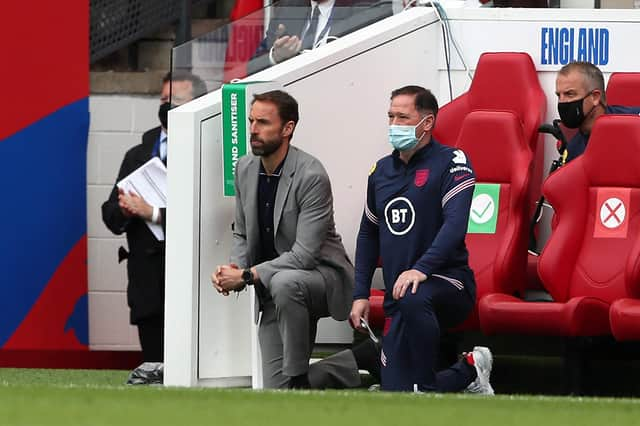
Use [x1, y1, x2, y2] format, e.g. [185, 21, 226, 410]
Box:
[307, 0, 336, 48]
[311, 0, 336, 18]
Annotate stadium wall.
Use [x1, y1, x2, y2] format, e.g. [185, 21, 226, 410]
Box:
[0, 1, 90, 359]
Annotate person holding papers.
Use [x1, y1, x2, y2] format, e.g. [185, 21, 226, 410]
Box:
[102, 71, 206, 370]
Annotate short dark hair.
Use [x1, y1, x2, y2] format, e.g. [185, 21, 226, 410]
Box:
[252, 90, 300, 126]
[163, 70, 208, 99]
[558, 61, 606, 104]
[391, 85, 439, 117]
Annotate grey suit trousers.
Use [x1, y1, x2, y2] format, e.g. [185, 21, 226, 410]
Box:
[259, 268, 330, 388]
[308, 348, 361, 389]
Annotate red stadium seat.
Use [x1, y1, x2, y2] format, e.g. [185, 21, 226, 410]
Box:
[606, 73, 640, 106]
[434, 52, 547, 296]
[434, 52, 546, 197]
[454, 110, 533, 329]
[610, 299, 640, 341]
[368, 288, 385, 330]
[588, 72, 640, 342]
[479, 115, 640, 338]
[606, 116, 640, 341]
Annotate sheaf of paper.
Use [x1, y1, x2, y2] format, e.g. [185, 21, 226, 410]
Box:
[116, 157, 167, 241]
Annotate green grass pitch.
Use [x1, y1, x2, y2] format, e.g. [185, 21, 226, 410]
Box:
[1, 368, 640, 426]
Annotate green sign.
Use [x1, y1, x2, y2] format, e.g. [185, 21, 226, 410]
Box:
[467, 183, 500, 234]
[221, 83, 248, 197]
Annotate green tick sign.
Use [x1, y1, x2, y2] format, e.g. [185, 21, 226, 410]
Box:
[467, 183, 500, 234]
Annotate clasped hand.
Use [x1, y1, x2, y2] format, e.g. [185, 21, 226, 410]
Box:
[118, 188, 152, 220]
[211, 264, 244, 296]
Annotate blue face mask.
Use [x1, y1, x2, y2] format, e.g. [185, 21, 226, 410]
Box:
[388, 115, 429, 151]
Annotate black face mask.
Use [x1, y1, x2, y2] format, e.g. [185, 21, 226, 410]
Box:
[158, 102, 172, 129]
[557, 92, 594, 129]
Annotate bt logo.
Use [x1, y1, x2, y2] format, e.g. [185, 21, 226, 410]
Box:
[391, 208, 409, 224]
[384, 197, 415, 236]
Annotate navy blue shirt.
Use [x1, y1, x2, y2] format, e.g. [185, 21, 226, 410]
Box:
[257, 159, 285, 263]
[566, 105, 640, 162]
[354, 140, 476, 308]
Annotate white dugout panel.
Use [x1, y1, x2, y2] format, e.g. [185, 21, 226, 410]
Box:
[165, 6, 640, 387]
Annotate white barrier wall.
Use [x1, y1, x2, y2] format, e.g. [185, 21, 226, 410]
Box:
[164, 6, 640, 387]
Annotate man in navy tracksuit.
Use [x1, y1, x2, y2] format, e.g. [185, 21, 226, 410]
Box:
[349, 85, 494, 393]
[556, 61, 640, 163]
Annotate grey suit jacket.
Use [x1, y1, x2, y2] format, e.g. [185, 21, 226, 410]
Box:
[230, 146, 354, 321]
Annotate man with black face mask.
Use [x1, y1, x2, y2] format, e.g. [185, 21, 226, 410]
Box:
[556, 61, 640, 163]
[102, 71, 206, 375]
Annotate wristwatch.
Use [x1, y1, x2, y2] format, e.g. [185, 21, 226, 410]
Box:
[241, 269, 254, 287]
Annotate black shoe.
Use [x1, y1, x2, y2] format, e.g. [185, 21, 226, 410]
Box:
[352, 338, 381, 381]
[126, 362, 164, 385]
[288, 373, 310, 389]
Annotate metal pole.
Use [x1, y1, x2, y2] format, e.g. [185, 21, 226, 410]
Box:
[172, 0, 193, 77]
[176, 0, 193, 46]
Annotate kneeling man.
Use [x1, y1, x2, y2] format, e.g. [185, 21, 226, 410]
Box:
[212, 90, 354, 389]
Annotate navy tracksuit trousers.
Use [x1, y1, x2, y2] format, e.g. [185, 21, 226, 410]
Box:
[381, 274, 476, 392]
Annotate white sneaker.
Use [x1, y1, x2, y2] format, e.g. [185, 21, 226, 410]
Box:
[464, 346, 494, 395]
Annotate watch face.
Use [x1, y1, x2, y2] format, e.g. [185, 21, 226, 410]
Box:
[242, 269, 252, 284]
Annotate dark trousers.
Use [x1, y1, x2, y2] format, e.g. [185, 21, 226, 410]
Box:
[381, 275, 475, 392]
[137, 315, 164, 362]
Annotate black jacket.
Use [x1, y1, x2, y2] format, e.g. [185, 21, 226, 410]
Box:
[102, 126, 166, 324]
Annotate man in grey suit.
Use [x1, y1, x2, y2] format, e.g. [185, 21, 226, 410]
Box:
[212, 90, 354, 389]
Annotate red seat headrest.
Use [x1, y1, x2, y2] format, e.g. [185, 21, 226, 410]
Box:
[455, 110, 529, 183]
[607, 73, 640, 106]
[468, 53, 542, 123]
[582, 115, 640, 186]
